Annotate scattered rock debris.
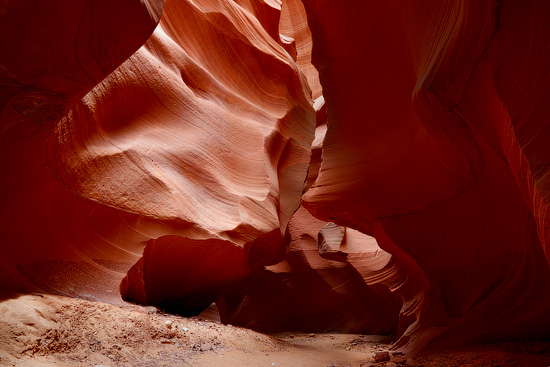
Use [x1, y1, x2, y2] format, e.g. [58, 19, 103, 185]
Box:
[373, 351, 391, 362]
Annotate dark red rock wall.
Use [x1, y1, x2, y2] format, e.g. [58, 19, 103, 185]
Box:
[302, 0, 550, 353]
[0, 0, 165, 302]
[2, 0, 550, 355]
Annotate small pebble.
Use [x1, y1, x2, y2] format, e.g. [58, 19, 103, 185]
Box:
[391, 356, 407, 364]
[165, 320, 172, 329]
[145, 306, 157, 314]
[373, 351, 391, 363]
[385, 362, 397, 367]
[309, 333, 316, 338]
[406, 358, 416, 367]
[183, 327, 189, 332]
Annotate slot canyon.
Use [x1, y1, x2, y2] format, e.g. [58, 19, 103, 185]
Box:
[1, 0, 550, 366]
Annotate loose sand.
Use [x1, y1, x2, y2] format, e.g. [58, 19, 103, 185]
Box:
[0, 294, 549, 367]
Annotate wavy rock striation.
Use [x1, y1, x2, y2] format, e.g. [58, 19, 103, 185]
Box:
[2, 0, 550, 356]
[2, 0, 319, 316]
[0, 0, 165, 302]
[302, 0, 550, 353]
[215, 207, 401, 334]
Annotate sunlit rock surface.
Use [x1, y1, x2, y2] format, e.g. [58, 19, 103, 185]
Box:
[2, 0, 550, 355]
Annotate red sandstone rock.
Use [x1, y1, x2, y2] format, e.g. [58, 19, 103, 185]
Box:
[0, 0, 165, 301]
[45, 0, 314, 238]
[1, 0, 316, 313]
[0, 0, 164, 124]
[215, 207, 400, 334]
[373, 351, 390, 363]
[302, 0, 550, 354]
[2, 0, 550, 357]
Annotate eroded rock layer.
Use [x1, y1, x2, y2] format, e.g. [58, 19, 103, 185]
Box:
[0, 0, 165, 302]
[1, 0, 550, 355]
[215, 207, 401, 334]
[2, 0, 319, 307]
[302, 0, 550, 353]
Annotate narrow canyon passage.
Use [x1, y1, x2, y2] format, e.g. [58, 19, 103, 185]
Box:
[1, 0, 550, 365]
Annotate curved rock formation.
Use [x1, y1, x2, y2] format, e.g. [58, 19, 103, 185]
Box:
[302, 0, 550, 353]
[2, 0, 318, 313]
[215, 207, 401, 334]
[0, 0, 165, 301]
[0, 0, 164, 124]
[2, 0, 550, 356]
[45, 0, 314, 239]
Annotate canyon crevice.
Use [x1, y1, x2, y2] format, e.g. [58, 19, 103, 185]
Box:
[1, 0, 550, 355]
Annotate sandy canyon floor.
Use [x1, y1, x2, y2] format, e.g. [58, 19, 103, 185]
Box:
[0, 294, 549, 367]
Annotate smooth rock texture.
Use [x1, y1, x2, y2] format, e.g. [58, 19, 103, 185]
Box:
[0, 0, 164, 124]
[302, 0, 550, 354]
[215, 207, 400, 334]
[0, 0, 166, 302]
[1, 0, 550, 357]
[46, 0, 315, 239]
[2, 0, 317, 311]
